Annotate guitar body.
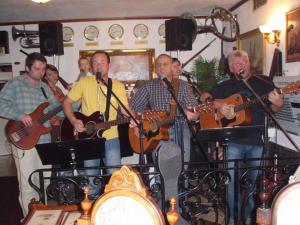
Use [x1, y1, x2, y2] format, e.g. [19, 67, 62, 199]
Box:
[60, 111, 104, 141]
[200, 93, 252, 129]
[128, 110, 170, 154]
[128, 121, 170, 154]
[5, 102, 53, 150]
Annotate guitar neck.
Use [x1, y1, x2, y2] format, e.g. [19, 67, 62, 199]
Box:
[38, 105, 63, 124]
[234, 88, 284, 112]
[96, 117, 131, 130]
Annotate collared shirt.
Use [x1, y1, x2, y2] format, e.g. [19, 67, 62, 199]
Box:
[0, 75, 59, 144]
[130, 78, 198, 123]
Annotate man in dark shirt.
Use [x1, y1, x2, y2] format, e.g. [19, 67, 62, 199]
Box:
[201, 50, 283, 224]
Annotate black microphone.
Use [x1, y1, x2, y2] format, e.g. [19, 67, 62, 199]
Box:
[96, 71, 102, 83]
[181, 71, 191, 78]
[160, 75, 173, 91]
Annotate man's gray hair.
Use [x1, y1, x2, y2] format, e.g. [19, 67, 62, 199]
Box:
[227, 50, 249, 68]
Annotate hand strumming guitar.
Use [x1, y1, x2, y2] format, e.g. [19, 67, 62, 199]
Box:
[268, 88, 284, 112]
[70, 117, 86, 133]
[20, 114, 33, 127]
[215, 102, 236, 120]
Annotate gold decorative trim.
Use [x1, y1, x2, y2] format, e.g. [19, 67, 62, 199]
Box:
[104, 165, 147, 196]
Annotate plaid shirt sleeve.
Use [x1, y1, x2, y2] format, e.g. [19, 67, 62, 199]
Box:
[181, 81, 198, 108]
[0, 79, 22, 120]
[129, 84, 150, 113]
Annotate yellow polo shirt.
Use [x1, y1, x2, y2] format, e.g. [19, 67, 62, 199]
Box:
[67, 76, 128, 140]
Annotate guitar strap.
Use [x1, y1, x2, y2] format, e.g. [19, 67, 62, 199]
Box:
[40, 87, 48, 99]
[169, 78, 179, 117]
[104, 78, 112, 121]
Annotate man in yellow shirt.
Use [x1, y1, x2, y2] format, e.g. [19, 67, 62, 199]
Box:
[63, 50, 130, 198]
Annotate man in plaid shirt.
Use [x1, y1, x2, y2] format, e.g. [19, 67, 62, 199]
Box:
[0, 52, 59, 216]
[130, 54, 199, 165]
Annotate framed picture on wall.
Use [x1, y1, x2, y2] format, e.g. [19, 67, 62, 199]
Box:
[79, 49, 155, 82]
[79, 49, 155, 98]
[286, 7, 300, 62]
[238, 28, 265, 75]
[253, 0, 267, 10]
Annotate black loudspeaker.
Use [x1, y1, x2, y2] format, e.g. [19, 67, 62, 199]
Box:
[0, 31, 9, 54]
[39, 22, 64, 56]
[165, 18, 195, 51]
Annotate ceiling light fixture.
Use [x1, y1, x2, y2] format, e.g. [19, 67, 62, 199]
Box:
[31, 0, 51, 3]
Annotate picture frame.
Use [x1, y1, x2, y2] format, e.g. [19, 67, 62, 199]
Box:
[79, 48, 155, 82]
[61, 211, 81, 225]
[80, 48, 155, 98]
[286, 7, 300, 62]
[238, 28, 265, 75]
[23, 209, 63, 225]
[253, 0, 267, 10]
[21, 202, 80, 225]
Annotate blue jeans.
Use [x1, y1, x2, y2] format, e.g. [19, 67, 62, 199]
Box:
[84, 138, 121, 196]
[169, 122, 191, 165]
[227, 143, 263, 222]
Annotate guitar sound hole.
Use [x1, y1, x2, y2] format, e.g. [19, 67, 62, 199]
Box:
[85, 122, 96, 135]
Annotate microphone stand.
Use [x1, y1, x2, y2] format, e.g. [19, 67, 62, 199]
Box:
[237, 75, 300, 225]
[99, 78, 147, 166]
[182, 72, 202, 98]
[162, 78, 211, 163]
[238, 76, 300, 152]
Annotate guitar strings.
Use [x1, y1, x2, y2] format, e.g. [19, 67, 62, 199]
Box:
[11, 106, 60, 138]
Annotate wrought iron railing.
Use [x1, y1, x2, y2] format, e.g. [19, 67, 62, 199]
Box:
[29, 156, 300, 225]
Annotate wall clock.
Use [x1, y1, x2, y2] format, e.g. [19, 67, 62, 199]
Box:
[84, 25, 99, 41]
[158, 24, 165, 38]
[133, 24, 149, 39]
[62, 26, 74, 42]
[108, 24, 124, 40]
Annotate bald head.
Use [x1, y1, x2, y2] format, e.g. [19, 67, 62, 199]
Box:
[156, 54, 173, 80]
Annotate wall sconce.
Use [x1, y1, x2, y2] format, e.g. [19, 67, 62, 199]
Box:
[259, 24, 281, 46]
[32, 0, 51, 3]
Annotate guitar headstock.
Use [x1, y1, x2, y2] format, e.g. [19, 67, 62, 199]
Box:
[282, 81, 300, 95]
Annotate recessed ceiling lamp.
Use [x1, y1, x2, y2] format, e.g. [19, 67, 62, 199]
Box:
[32, 0, 51, 3]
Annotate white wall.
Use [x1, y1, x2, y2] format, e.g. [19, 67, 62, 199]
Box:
[0, 18, 220, 155]
[0, 19, 220, 84]
[225, 0, 300, 77]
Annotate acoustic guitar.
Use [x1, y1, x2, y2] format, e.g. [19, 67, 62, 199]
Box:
[193, 81, 300, 129]
[60, 111, 130, 141]
[128, 110, 172, 154]
[5, 102, 63, 150]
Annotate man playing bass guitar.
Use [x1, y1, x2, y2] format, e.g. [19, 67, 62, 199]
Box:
[0, 52, 60, 216]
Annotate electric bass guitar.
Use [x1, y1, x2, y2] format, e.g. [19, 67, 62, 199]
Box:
[128, 110, 172, 154]
[5, 102, 63, 150]
[194, 81, 300, 129]
[60, 111, 130, 141]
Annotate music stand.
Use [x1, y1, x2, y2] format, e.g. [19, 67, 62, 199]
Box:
[36, 138, 106, 166]
[197, 125, 264, 142]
